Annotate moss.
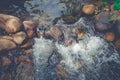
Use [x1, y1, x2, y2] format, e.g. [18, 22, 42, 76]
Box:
[114, 0, 120, 10]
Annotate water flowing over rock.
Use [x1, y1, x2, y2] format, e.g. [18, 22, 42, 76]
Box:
[33, 18, 120, 80]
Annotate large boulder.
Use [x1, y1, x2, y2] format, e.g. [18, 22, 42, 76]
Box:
[0, 14, 22, 33]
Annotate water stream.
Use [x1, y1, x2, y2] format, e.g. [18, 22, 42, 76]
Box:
[24, 0, 120, 80]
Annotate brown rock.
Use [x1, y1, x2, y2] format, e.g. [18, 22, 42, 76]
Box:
[0, 39, 16, 51]
[17, 55, 32, 64]
[82, 4, 95, 15]
[105, 32, 115, 42]
[23, 21, 35, 30]
[21, 39, 34, 48]
[72, 25, 83, 34]
[56, 64, 68, 78]
[47, 26, 62, 41]
[12, 31, 27, 44]
[36, 31, 41, 38]
[0, 14, 21, 33]
[26, 29, 34, 38]
[115, 39, 120, 48]
[24, 49, 33, 54]
[64, 38, 73, 47]
[1, 57, 11, 66]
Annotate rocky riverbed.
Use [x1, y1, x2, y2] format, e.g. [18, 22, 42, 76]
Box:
[0, 0, 120, 80]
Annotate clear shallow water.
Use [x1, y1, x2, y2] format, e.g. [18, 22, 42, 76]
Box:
[24, 0, 120, 80]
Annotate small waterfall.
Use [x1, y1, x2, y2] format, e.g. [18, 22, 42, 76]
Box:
[33, 18, 120, 80]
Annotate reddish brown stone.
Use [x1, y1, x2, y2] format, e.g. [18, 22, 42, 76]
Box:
[105, 32, 115, 42]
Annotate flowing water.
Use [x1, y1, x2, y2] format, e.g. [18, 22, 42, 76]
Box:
[21, 0, 120, 80]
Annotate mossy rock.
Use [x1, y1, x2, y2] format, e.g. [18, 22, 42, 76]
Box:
[114, 0, 120, 10]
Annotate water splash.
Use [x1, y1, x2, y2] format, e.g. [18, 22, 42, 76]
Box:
[33, 18, 120, 80]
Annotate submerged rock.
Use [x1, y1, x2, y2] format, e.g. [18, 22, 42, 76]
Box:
[1, 57, 11, 66]
[115, 39, 120, 48]
[56, 64, 68, 79]
[0, 14, 22, 33]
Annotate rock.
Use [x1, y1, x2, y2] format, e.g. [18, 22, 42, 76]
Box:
[56, 64, 68, 78]
[64, 38, 73, 47]
[1, 73, 12, 80]
[116, 20, 120, 34]
[0, 39, 16, 51]
[47, 26, 63, 41]
[105, 32, 115, 42]
[95, 12, 112, 31]
[0, 36, 13, 41]
[26, 29, 34, 38]
[21, 39, 34, 48]
[72, 25, 83, 34]
[36, 31, 41, 38]
[115, 39, 120, 48]
[16, 55, 32, 64]
[77, 32, 86, 40]
[24, 49, 33, 54]
[1, 57, 11, 66]
[12, 31, 27, 44]
[23, 21, 35, 30]
[82, 4, 95, 15]
[0, 14, 21, 33]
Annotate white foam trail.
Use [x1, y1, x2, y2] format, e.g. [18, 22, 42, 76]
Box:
[33, 37, 54, 65]
[56, 35, 119, 71]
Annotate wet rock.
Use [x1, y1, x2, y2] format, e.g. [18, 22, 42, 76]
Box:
[74, 59, 83, 69]
[115, 39, 120, 48]
[36, 31, 41, 38]
[23, 21, 35, 30]
[95, 12, 112, 31]
[77, 32, 86, 40]
[0, 36, 13, 41]
[56, 64, 68, 79]
[116, 20, 120, 34]
[24, 49, 33, 54]
[1, 57, 11, 66]
[26, 29, 34, 38]
[0, 14, 22, 33]
[72, 25, 83, 34]
[64, 38, 73, 47]
[82, 4, 95, 15]
[12, 31, 27, 44]
[0, 72, 12, 80]
[0, 39, 16, 51]
[21, 39, 34, 48]
[16, 55, 32, 64]
[46, 26, 63, 41]
[15, 63, 34, 80]
[104, 5, 110, 12]
[105, 32, 115, 42]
